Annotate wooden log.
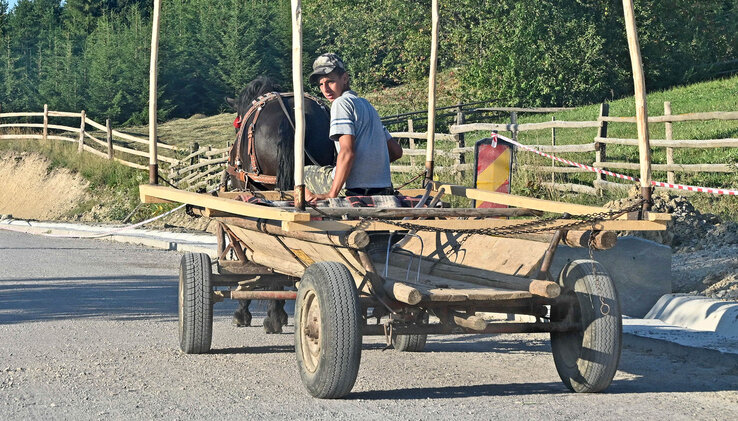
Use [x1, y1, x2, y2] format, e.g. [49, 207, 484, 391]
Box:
[290, 0, 306, 209]
[149, 0, 162, 184]
[212, 215, 369, 248]
[0, 112, 44, 117]
[596, 103, 609, 183]
[449, 120, 601, 134]
[78, 110, 85, 152]
[424, 0, 439, 182]
[664, 101, 674, 184]
[390, 131, 456, 141]
[430, 181, 606, 215]
[106, 119, 113, 160]
[47, 111, 81, 118]
[592, 161, 735, 173]
[385, 253, 561, 298]
[622, 0, 652, 197]
[42, 104, 48, 142]
[383, 280, 422, 305]
[82, 144, 110, 159]
[114, 158, 147, 170]
[139, 185, 311, 221]
[450, 311, 486, 331]
[301, 207, 543, 218]
[474, 106, 575, 113]
[505, 230, 616, 250]
[541, 181, 599, 195]
[594, 136, 738, 148]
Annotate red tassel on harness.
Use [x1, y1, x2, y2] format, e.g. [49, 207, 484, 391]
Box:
[233, 116, 241, 128]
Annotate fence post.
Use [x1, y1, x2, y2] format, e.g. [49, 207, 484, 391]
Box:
[78, 110, 85, 153]
[106, 119, 113, 160]
[190, 142, 199, 165]
[42, 104, 48, 142]
[551, 116, 556, 184]
[510, 111, 518, 143]
[595, 103, 609, 191]
[454, 102, 466, 182]
[664, 101, 674, 184]
[407, 118, 415, 168]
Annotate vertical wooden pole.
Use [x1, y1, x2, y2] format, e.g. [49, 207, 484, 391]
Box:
[42, 104, 48, 142]
[291, 0, 306, 209]
[510, 111, 518, 143]
[407, 118, 416, 167]
[78, 110, 85, 152]
[551, 116, 556, 184]
[596, 103, 609, 191]
[424, 0, 439, 184]
[106, 118, 113, 160]
[622, 0, 652, 209]
[148, 0, 161, 185]
[454, 102, 466, 182]
[664, 101, 674, 184]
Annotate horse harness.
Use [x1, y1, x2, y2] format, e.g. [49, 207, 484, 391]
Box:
[227, 92, 327, 187]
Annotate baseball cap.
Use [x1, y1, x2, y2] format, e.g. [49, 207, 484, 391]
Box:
[309, 53, 345, 85]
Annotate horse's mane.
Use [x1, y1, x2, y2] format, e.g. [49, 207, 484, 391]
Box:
[236, 76, 283, 114]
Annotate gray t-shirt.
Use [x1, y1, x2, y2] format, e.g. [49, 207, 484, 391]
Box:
[329, 90, 392, 189]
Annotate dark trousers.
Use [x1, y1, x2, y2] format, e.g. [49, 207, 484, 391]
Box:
[344, 186, 395, 196]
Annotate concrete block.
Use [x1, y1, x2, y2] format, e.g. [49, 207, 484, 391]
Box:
[646, 294, 738, 339]
[550, 236, 671, 318]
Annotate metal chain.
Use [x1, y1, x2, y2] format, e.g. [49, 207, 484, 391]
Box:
[362, 200, 644, 237]
[587, 229, 611, 316]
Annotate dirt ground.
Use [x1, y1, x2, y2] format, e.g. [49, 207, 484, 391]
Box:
[0, 153, 89, 221]
[1, 152, 736, 300]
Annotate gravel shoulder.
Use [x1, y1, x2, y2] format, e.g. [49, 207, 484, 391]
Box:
[2, 230, 738, 419]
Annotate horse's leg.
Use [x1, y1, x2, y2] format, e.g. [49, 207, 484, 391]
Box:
[233, 299, 252, 327]
[263, 287, 288, 334]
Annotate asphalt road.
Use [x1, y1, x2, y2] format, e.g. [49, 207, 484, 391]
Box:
[2, 230, 738, 420]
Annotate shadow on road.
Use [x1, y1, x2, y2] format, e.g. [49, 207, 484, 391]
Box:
[0, 275, 178, 324]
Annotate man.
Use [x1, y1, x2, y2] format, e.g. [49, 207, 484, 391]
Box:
[305, 53, 402, 202]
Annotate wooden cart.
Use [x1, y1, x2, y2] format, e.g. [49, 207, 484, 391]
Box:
[141, 0, 665, 400]
[140, 183, 669, 398]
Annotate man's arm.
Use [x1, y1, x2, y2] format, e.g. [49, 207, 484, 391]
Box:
[387, 137, 403, 162]
[307, 134, 355, 202]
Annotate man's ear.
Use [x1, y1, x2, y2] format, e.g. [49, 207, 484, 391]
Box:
[225, 97, 236, 110]
[341, 72, 350, 89]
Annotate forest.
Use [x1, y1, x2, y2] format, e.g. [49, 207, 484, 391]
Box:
[0, 0, 735, 124]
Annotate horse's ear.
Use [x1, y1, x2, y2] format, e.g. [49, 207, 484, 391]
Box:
[225, 97, 237, 110]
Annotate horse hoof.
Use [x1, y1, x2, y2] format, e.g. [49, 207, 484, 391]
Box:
[233, 311, 251, 327]
[263, 320, 283, 334]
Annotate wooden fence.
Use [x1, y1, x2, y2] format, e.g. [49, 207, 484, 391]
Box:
[0, 104, 178, 171]
[450, 102, 738, 194]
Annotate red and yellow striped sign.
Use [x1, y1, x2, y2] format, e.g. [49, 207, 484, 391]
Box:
[474, 136, 513, 208]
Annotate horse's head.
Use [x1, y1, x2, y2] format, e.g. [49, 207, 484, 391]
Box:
[226, 76, 283, 118]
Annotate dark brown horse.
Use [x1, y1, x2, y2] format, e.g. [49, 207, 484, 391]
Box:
[225, 77, 335, 333]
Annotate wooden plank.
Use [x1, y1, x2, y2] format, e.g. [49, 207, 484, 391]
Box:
[0, 112, 43, 117]
[282, 217, 668, 232]
[521, 165, 590, 174]
[541, 181, 599, 195]
[595, 136, 738, 149]
[111, 143, 179, 164]
[82, 144, 110, 159]
[593, 161, 735, 173]
[449, 120, 600, 134]
[139, 184, 310, 221]
[431, 181, 606, 214]
[114, 158, 147, 170]
[390, 131, 456, 141]
[47, 111, 82, 118]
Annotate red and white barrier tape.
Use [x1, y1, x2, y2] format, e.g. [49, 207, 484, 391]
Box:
[491, 132, 738, 196]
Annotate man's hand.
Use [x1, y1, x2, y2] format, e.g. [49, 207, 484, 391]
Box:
[387, 138, 403, 162]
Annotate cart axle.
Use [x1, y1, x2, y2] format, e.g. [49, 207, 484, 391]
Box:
[362, 321, 577, 336]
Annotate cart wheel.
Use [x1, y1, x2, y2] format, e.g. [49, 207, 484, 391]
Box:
[551, 259, 622, 393]
[392, 313, 429, 352]
[295, 262, 361, 399]
[178, 252, 213, 354]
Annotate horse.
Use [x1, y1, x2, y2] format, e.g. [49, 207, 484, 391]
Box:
[224, 76, 335, 334]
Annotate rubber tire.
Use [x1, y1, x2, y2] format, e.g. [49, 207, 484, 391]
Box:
[551, 259, 622, 393]
[179, 252, 213, 354]
[295, 262, 362, 399]
[392, 313, 428, 352]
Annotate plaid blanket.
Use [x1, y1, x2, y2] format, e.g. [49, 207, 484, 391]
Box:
[239, 194, 426, 209]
